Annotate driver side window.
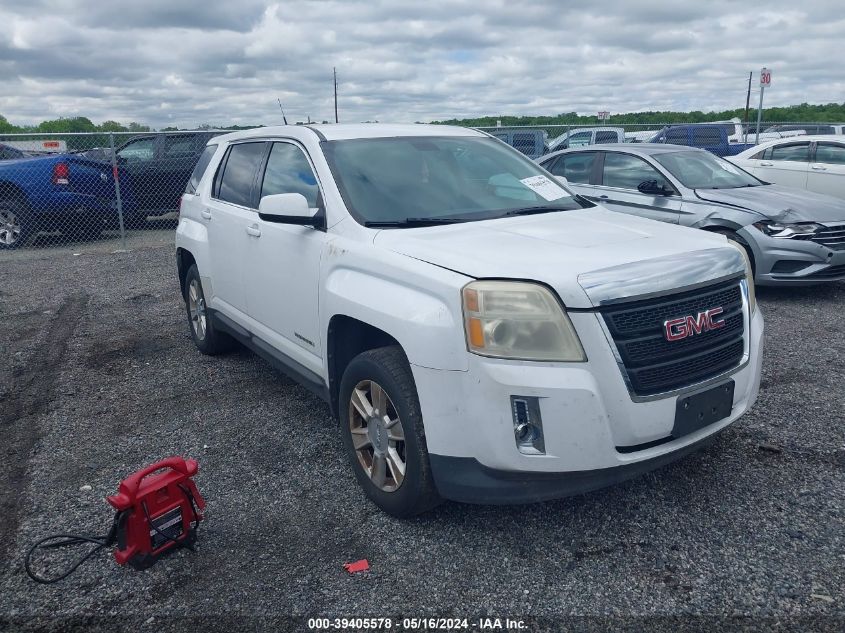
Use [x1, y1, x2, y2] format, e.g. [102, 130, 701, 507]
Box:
[117, 137, 156, 162]
[601, 153, 671, 191]
[260, 142, 320, 208]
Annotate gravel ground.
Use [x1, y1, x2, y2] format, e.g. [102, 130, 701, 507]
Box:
[0, 240, 843, 632]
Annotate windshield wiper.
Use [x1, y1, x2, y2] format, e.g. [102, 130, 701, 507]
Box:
[504, 206, 565, 217]
[363, 217, 471, 228]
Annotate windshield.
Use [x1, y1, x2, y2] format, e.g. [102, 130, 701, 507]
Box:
[323, 136, 587, 226]
[654, 150, 762, 189]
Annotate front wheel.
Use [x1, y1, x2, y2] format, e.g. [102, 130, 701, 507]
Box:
[339, 346, 441, 517]
[711, 228, 756, 277]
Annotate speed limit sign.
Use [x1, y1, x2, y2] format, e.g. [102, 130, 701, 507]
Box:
[760, 68, 772, 87]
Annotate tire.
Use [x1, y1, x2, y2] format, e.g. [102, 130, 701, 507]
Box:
[0, 198, 32, 250]
[183, 264, 234, 355]
[339, 345, 441, 517]
[711, 228, 756, 277]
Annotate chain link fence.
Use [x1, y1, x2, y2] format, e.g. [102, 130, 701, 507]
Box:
[0, 122, 840, 250]
[0, 131, 230, 251]
[473, 121, 840, 159]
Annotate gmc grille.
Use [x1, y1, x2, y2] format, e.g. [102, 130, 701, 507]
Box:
[601, 279, 745, 396]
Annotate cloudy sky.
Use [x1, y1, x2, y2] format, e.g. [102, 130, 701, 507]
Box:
[0, 0, 843, 128]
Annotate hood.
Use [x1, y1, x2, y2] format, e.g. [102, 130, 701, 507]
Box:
[695, 184, 845, 224]
[373, 208, 743, 308]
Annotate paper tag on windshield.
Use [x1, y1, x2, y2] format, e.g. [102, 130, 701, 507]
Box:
[519, 175, 567, 201]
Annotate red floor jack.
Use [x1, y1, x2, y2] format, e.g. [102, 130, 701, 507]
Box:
[25, 457, 205, 583]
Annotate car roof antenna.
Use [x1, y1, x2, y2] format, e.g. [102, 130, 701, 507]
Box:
[277, 99, 288, 125]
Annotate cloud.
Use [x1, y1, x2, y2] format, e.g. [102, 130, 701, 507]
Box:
[0, 0, 842, 128]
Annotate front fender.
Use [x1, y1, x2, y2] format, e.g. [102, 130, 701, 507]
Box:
[322, 262, 469, 371]
[686, 204, 762, 231]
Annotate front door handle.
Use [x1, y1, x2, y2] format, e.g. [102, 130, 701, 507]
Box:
[599, 195, 609, 199]
[200, 209, 212, 220]
[760, 161, 774, 166]
[811, 165, 827, 171]
[246, 224, 261, 237]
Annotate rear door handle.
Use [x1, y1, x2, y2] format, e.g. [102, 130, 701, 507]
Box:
[760, 161, 774, 166]
[246, 224, 261, 237]
[200, 209, 212, 219]
[811, 165, 827, 171]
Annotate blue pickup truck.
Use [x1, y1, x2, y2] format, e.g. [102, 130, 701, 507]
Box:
[0, 152, 137, 249]
[648, 124, 755, 157]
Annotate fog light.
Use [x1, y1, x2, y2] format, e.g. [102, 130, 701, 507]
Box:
[511, 396, 545, 455]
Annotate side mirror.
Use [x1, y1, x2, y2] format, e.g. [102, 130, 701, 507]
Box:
[637, 180, 672, 196]
[258, 193, 321, 226]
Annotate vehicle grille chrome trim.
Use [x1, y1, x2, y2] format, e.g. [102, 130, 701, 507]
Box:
[596, 278, 751, 403]
[811, 224, 845, 250]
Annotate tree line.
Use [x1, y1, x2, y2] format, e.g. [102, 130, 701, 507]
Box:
[433, 102, 845, 127]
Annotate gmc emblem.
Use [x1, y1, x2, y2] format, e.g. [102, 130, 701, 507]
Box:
[664, 307, 726, 341]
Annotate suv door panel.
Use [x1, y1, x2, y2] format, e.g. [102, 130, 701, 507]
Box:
[204, 141, 267, 317]
[242, 141, 325, 371]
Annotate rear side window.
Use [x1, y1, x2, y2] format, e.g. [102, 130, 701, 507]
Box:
[692, 128, 722, 146]
[594, 131, 617, 144]
[185, 144, 218, 194]
[765, 142, 810, 162]
[164, 135, 198, 157]
[548, 152, 597, 184]
[815, 143, 845, 165]
[215, 142, 266, 207]
[664, 128, 688, 145]
[260, 142, 320, 207]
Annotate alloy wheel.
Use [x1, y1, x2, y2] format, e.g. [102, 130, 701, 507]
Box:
[348, 379, 407, 492]
[0, 208, 21, 246]
[187, 278, 207, 340]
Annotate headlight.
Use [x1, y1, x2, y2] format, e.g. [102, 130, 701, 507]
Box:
[462, 280, 586, 362]
[728, 243, 756, 313]
[753, 221, 821, 238]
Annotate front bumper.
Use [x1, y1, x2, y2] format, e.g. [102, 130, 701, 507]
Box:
[740, 225, 845, 285]
[412, 307, 764, 504]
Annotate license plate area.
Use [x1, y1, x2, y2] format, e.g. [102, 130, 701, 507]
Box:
[673, 380, 735, 439]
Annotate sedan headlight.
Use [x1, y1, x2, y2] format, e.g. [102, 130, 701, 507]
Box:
[753, 221, 822, 239]
[728, 243, 756, 313]
[462, 281, 586, 362]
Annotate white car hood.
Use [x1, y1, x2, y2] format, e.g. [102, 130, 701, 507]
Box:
[374, 208, 744, 308]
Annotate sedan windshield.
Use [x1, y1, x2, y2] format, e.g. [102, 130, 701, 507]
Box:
[323, 136, 587, 226]
[654, 150, 763, 189]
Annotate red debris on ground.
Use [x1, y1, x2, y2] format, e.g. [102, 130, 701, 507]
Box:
[343, 559, 370, 573]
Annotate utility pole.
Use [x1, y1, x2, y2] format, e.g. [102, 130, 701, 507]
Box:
[333, 67, 339, 124]
[743, 71, 752, 143]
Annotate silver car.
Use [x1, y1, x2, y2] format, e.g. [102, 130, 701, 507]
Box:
[538, 144, 845, 285]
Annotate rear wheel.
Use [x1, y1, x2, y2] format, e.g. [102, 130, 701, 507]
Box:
[0, 199, 31, 250]
[183, 264, 234, 355]
[339, 346, 441, 517]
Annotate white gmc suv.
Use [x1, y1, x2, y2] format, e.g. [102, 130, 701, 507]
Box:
[175, 124, 764, 517]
